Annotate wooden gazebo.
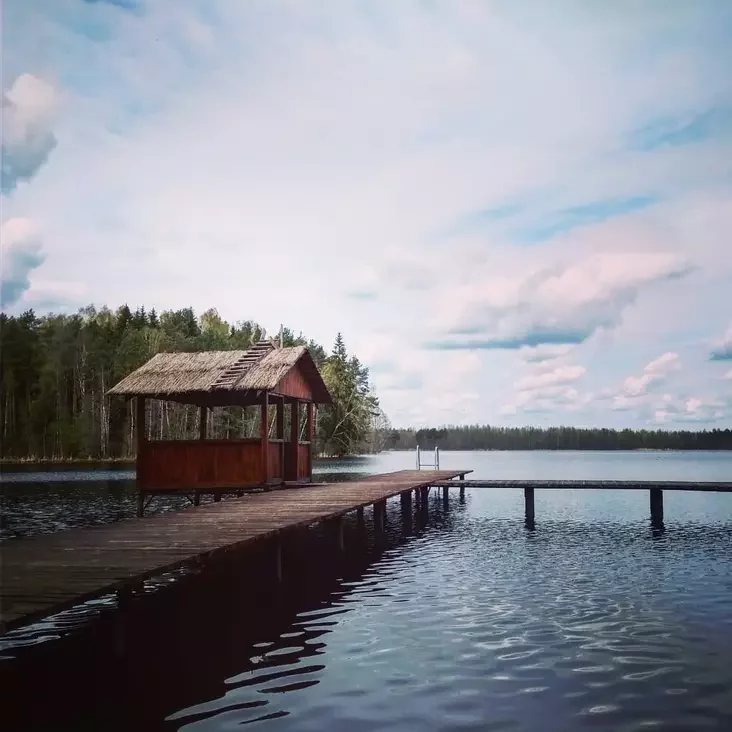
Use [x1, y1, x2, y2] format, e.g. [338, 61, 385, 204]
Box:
[108, 339, 332, 515]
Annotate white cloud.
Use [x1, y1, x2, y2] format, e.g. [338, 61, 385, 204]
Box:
[0, 218, 45, 307]
[621, 351, 681, 398]
[1, 74, 59, 194]
[514, 364, 586, 392]
[2, 1, 731, 427]
[519, 344, 575, 364]
[710, 325, 732, 361]
[431, 253, 692, 350]
[652, 395, 727, 424]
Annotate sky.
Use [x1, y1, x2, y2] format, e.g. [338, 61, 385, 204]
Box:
[2, 0, 732, 429]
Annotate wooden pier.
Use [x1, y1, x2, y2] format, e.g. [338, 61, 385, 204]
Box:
[0, 470, 469, 633]
[429, 478, 732, 525]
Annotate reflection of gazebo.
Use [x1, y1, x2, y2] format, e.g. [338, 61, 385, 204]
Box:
[108, 339, 332, 515]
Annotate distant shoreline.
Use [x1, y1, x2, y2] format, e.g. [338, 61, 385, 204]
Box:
[2, 446, 731, 468]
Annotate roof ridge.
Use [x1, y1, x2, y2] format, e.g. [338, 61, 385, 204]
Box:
[211, 340, 275, 390]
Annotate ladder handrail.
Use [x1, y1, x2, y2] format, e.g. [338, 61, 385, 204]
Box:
[416, 445, 439, 470]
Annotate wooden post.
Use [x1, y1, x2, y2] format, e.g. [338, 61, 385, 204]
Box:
[650, 487, 664, 524]
[442, 485, 449, 500]
[524, 487, 535, 523]
[420, 486, 429, 504]
[261, 392, 269, 485]
[401, 490, 413, 534]
[136, 396, 146, 518]
[290, 400, 300, 481]
[356, 506, 365, 530]
[276, 397, 284, 437]
[306, 402, 314, 481]
[373, 500, 386, 533]
[195, 405, 206, 507]
[459, 474, 465, 499]
[199, 405, 207, 440]
[276, 397, 284, 480]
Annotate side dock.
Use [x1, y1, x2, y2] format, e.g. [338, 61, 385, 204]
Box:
[429, 478, 732, 524]
[0, 469, 469, 633]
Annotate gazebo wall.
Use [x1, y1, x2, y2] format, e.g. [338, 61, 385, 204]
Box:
[137, 438, 286, 491]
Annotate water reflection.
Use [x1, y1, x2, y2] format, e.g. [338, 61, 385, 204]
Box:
[2, 462, 732, 731]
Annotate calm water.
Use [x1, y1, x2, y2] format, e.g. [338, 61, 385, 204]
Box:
[2, 450, 732, 731]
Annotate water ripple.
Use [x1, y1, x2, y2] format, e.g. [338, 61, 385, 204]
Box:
[3, 479, 732, 730]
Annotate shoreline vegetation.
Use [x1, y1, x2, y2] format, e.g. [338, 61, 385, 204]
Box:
[1, 305, 387, 462]
[3, 440, 732, 468]
[2, 306, 730, 464]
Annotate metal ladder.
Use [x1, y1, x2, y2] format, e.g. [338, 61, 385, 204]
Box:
[416, 445, 440, 471]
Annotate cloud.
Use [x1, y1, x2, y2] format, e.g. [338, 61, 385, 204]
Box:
[83, 0, 141, 9]
[428, 253, 693, 351]
[629, 106, 732, 151]
[514, 364, 586, 392]
[2, 1, 731, 428]
[710, 326, 732, 360]
[514, 195, 660, 243]
[519, 344, 575, 363]
[1, 74, 59, 195]
[502, 384, 593, 416]
[621, 351, 681, 398]
[0, 218, 45, 308]
[652, 395, 727, 424]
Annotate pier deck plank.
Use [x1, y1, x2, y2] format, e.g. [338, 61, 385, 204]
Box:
[0, 470, 468, 632]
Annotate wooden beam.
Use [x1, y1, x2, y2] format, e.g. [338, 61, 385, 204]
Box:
[261, 392, 269, 484]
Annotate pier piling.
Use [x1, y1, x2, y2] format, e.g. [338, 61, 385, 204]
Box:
[650, 487, 664, 524]
[524, 487, 535, 523]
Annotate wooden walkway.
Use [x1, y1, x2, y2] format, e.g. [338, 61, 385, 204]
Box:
[429, 479, 732, 492]
[0, 470, 469, 633]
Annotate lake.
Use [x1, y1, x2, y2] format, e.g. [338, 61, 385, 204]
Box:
[2, 450, 732, 731]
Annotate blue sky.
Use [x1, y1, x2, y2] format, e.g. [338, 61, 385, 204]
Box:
[2, 0, 732, 428]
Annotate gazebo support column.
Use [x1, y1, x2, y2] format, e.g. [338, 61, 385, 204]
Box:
[306, 402, 314, 481]
[290, 400, 300, 481]
[276, 396, 285, 482]
[136, 396, 146, 518]
[261, 392, 270, 486]
[195, 405, 207, 506]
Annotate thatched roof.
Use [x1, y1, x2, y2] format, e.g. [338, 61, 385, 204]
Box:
[107, 344, 331, 405]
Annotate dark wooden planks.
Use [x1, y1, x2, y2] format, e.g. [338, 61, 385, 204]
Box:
[0, 469, 469, 632]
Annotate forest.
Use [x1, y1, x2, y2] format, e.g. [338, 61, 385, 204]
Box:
[0, 306, 390, 461]
[389, 425, 732, 451]
[2, 306, 730, 462]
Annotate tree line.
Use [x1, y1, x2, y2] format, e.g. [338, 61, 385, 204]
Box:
[0, 306, 390, 461]
[387, 425, 732, 451]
